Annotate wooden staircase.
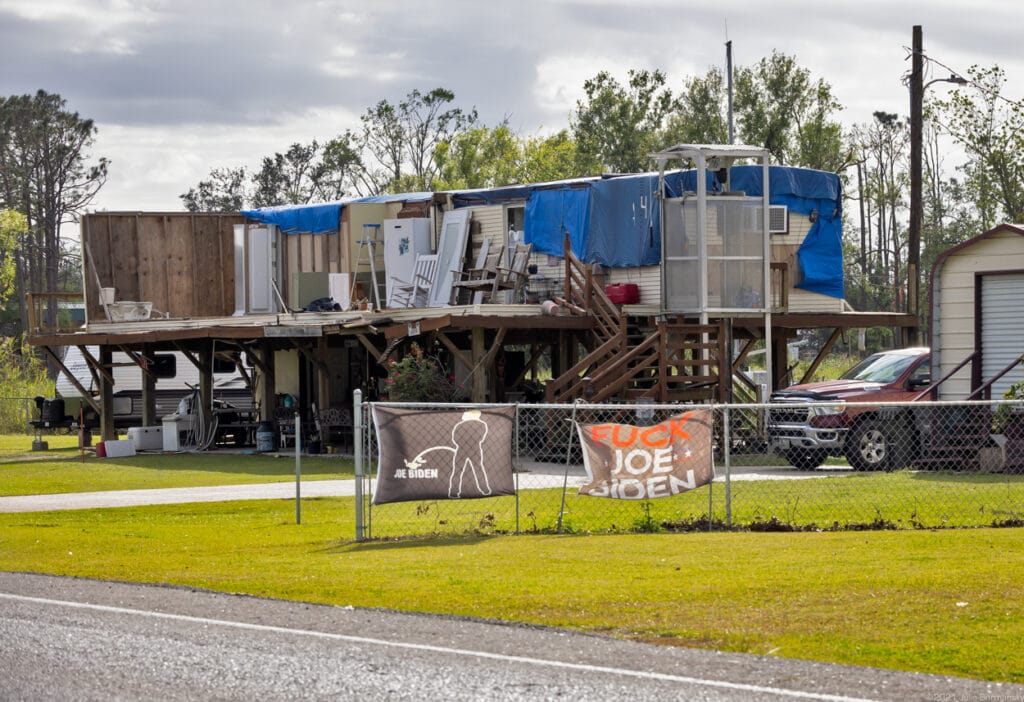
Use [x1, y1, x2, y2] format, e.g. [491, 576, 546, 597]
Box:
[545, 242, 728, 404]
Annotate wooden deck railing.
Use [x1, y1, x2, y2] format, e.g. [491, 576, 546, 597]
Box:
[26, 292, 85, 335]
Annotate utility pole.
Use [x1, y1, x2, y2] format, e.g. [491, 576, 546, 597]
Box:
[726, 40, 735, 144]
[908, 25, 923, 345]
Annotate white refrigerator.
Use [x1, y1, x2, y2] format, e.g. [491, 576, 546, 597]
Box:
[383, 218, 433, 306]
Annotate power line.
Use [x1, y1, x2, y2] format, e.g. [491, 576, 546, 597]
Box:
[902, 46, 1024, 108]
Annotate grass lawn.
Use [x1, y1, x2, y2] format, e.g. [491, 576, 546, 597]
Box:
[0, 434, 354, 496]
[1, 498, 1023, 684]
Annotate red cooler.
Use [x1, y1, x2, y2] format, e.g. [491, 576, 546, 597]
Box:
[605, 283, 640, 304]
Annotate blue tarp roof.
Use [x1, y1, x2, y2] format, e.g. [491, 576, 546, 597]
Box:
[240, 166, 843, 299]
[241, 192, 433, 234]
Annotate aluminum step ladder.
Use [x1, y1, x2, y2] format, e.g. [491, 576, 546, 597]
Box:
[350, 223, 383, 310]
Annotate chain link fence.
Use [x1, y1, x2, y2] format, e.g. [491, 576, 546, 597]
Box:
[355, 397, 1024, 540]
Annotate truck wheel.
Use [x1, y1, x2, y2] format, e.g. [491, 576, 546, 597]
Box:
[782, 448, 829, 471]
[845, 419, 904, 472]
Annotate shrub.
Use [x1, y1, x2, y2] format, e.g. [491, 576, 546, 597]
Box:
[384, 343, 456, 402]
[0, 336, 54, 432]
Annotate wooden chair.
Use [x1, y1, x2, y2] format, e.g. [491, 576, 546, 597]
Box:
[452, 241, 504, 304]
[494, 243, 534, 302]
[453, 243, 532, 304]
[389, 254, 439, 308]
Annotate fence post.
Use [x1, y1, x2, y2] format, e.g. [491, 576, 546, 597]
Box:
[353, 390, 364, 541]
[295, 412, 301, 525]
[514, 403, 520, 535]
[556, 401, 581, 534]
[723, 405, 732, 529]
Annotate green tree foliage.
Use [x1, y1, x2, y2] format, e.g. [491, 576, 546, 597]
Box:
[358, 88, 477, 194]
[251, 141, 321, 207]
[315, 132, 362, 201]
[662, 67, 729, 145]
[933, 64, 1024, 227]
[433, 123, 523, 190]
[521, 130, 587, 183]
[0, 209, 26, 303]
[0, 90, 107, 331]
[572, 55, 844, 175]
[182, 132, 360, 211]
[847, 112, 909, 313]
[734, 51, 845, 170]
[181, 167, 248, 212]
[0, 336, 52, 432]
[572, 69, 678, 173]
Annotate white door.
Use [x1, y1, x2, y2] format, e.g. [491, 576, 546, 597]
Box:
[428, 210, 471, 307]
[247, 225, 277, 314]
[981, 273, 1024, 398]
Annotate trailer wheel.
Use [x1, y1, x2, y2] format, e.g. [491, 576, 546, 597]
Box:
[845, 418, 906, 472]
[782, 448, 829, 471]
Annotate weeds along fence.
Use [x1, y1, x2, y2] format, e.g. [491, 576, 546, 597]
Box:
[0, 397, 49, 435]
[354, 397, 1024, 540]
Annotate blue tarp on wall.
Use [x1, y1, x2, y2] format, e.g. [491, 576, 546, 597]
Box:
[522, 172, 690, 264]
[795, 217, 845, 298]
[524, 187, 591, 258]
[586, 174, 661, 266]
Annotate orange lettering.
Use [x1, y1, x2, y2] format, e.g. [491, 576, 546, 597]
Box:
[612, 425, 638, 447]
[669, 413, 694, 442]
[639, 424, 669, 448]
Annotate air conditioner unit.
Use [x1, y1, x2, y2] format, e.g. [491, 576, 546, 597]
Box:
[741, 205, 789, 234]
[768, 205, 789, 234]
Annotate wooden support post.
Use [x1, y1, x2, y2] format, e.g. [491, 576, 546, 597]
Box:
[771, 333, 791, 390]
[432, 331, 473, 374]
[799, 328, 842, 385]
[471, 327, 486, 402]
[199, 341, 213, 421]
[99, 347, 115, 441]
[259, 341, 275, 421]
[141, 343, 157, 426]
[40, 346, 101, 416]
[317, 336, 331, 410]
[658, 320, 668, 402]
[717, 319, 730, 403]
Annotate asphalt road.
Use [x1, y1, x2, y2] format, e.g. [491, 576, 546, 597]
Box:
[2, 572, 1019, 701]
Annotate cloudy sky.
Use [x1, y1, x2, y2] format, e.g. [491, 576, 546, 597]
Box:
[2, 0, 1021, 214]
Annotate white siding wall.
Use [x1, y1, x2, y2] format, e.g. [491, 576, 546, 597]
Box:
[607, 266, 660, 306]
[461, 203, 571, 301]
[934, 231, 1024, 399]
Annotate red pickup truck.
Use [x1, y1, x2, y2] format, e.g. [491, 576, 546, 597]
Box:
[767, 347, 932, 470]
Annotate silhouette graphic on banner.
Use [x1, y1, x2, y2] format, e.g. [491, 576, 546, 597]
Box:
[372, 406, 515, 505]
[576, 410, 715, 499]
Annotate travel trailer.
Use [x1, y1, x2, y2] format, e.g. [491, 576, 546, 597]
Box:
[55, 346, 253, 437]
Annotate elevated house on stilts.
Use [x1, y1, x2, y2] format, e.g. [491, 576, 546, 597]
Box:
[26, 145, 916, 451]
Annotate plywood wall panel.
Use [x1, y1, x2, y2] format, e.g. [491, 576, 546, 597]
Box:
[81, 212, 243, 322]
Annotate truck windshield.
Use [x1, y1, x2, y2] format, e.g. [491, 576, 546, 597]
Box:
[840, 353, 919, 384]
